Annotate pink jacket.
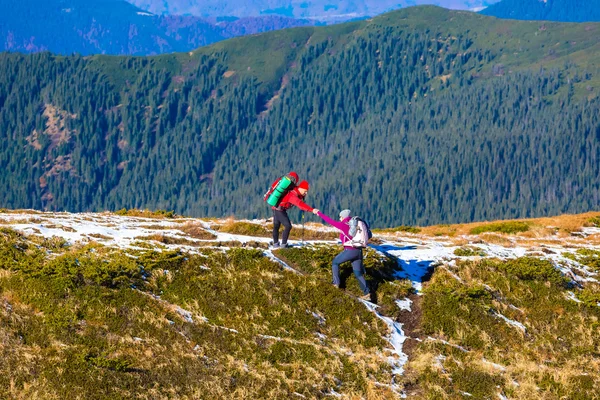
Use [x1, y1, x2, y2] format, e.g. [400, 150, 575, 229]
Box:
[317, 212, 355, 250]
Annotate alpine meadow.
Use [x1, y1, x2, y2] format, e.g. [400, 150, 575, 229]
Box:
[2, 4, 600, 400]
[1, 6, 600, 227]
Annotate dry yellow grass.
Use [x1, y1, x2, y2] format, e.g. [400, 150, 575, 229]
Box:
[417, 211, 600, 238]
[177, 222, 217, 240]
[479, 233, 514, 246]
[0, 269, 13, 279]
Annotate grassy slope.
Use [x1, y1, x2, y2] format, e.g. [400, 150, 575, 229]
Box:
[1, 209, 600, 397]
[379, 211, 600, 398]
[407, 257, 600, 399]
[0, 227, 407, 399]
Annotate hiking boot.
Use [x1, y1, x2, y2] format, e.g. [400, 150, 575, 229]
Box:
[271, 242, 281, 249]
[280, 243, 290, 248]
[359, 293, 371, 301]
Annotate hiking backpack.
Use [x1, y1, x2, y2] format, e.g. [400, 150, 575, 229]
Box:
[348, 217, 373, 248]
[264, 174, 298, 207]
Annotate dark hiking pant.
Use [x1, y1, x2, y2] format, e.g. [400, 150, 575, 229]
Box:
[332, 248, 369, 295]
[272, 209, 292, 245]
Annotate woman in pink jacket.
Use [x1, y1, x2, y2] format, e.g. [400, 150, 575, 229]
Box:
[312, 208, 370, 300]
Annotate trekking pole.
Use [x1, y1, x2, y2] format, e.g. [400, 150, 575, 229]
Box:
[301, 212, 305, 244]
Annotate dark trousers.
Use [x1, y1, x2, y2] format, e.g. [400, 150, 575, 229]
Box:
[272, 209, 292, 245]
[332, 248, 369, 295]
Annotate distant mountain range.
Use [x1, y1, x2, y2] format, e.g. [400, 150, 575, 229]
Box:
[4, 0, 599, 58]
[480, 0, 600, 22]
[0, 0, 314, 56]
[128, 0, 501, 20]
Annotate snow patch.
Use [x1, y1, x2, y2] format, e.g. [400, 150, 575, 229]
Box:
[582, 227, 600, 235]
[509, 304, 524, 313]
[307, 310, 326, 325]
[493, 311, 526, 332]
[176, 307, 194, 324]
[482, 358, 506, 371]
[263, 250, 300, 274]
[426, 337, 469, 352]
[258, 334, 283, 341]
[395, 298, 412, 311]
[325, 389, 343, 398]
[566, 291, 583, 303]
[374, 242, 438, 293]
[360, 299, 408, 381]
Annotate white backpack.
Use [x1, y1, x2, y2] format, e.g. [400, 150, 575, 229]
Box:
[347, 217, 372, 248]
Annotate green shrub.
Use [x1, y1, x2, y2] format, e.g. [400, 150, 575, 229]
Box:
[41, 235, 70, 251]
[454, 247, 486, 257]
[578, 287, 600, 307]
[115, 208, 175, 218]
[376, 225, 421, 234]
[451, 366, 501, 398]
[569, 375, 596, 394]
[464, 285, 492, 300]
[539, 373, 568, 397]
[498, 257, 568, 286]
[575, 249, 600, 272]
[563, 249, 600, 272]
[82, 352, 134, 372]
[470, 221, 530, 235]
[376, 280, 415, 316]
[587, 216, 600, 227]
[500, 257, 569, 286]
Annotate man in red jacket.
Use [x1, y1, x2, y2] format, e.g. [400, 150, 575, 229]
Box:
[271, 179, 316, 248]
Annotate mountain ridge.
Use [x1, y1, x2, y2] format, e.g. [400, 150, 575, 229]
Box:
[128, 0, 501, 20]
[1, 6, 599, 227]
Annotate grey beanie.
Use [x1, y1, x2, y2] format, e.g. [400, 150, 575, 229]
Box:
[339, 209, 351, 219]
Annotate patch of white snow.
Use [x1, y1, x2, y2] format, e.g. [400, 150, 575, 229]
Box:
[395, 298, 412, 311]
[566, 291, 583, 303]
[493, 311, 526, 332]
[360, 299, 408, 376]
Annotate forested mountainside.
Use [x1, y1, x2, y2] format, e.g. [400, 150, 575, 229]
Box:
[0, 0, 312, 56]
[481, 0, 600, 23]
[1, 6, 599, 227]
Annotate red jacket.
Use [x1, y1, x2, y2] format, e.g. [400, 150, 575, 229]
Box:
[269, 180, 314, 212]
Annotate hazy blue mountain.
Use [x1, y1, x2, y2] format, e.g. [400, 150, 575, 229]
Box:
[480, 0, 600, 22]
[0, 0, 313, 55]
[128, 0, 501, 21]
